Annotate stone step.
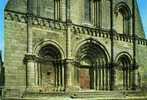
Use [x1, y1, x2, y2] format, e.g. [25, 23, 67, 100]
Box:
[4, 90, 146, 100]
[70, 91, 125, 99]
[23, 91, 126, 99]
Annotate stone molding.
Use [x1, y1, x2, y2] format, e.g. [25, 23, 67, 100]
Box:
[4, 10, 147, 46]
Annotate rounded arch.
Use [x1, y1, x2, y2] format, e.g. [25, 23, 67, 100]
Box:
[114, 2, 131, 20]
[34, 40, 65, 92]
[33, 39, 65, 59]
[114, 2, 131, 34]
[115, 52, 133, 90]
[74, 38, 110, 90]
[117, 55, 131, 70]
[73, 38, 110, 62]
[115, 52, 133, 64]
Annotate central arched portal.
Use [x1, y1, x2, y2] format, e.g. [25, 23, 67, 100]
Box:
[76, 40, 109, 90]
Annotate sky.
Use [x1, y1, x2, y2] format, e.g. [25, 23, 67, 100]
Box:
[0, 0, 7, 55]
[137, 0, 147, 37]
[0, 0, 147, 55]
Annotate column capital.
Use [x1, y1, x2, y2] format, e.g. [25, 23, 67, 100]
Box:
[24, 53, 36, 63]
[64, 58, 75, 63]
[131, 64, 139, 70]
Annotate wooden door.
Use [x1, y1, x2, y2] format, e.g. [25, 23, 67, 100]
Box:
[80, 68, 90, 89]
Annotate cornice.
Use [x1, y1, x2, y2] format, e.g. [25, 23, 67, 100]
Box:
[4, 10, 147, 46]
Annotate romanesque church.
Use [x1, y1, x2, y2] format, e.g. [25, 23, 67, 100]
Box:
[1, 0, 147, 99]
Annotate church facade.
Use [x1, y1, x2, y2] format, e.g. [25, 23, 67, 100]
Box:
[2, 0, 147, 99]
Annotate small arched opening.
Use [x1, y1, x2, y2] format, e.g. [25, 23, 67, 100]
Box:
[116, 54, 132, 90]
[115, 2, 131, 34]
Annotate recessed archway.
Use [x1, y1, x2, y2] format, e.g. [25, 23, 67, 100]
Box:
[116, 54, 132, 90]
[75, 39, 109, 90]
[34, 42, 65, 92]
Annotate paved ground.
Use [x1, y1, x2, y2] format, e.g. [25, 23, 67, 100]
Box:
[2, 96, 147, 100]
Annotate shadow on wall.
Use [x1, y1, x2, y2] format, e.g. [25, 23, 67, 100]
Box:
[0, 51, 4, 95]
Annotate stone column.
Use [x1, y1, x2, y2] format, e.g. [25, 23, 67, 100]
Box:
[26, 0, 36, 92]
[65, 9, 75, 91]
[61, 60, 65, 91]
[106, 63, 109, 90]
[65, 59, 75, 91]
[24, 54, 37, 92]
[137, 71, 141, 89]
[95, 62, 98, 90]
[132, 69, 136, 90]
[133, 69, 138, 90]
[57, 60, 65, 91]
[27, 62, 35, 86]
[131, 64, 138, 90]
[110, 63, 115, 90]
[65, 20, 75, 91]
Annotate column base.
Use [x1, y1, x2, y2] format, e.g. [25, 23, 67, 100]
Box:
[65, 85, 81, 92]
[25, 86, 40, 93]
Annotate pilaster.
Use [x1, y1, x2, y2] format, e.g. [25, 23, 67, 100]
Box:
[65, 3, 75, 90]
[25, 0, 36, 92]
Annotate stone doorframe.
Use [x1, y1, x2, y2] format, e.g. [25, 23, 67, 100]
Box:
[114, 52, 138, 90]
[24, 40, 66, 92]
[74, 38, 111, 91]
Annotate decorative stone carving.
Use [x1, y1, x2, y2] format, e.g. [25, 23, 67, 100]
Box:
[5, 10, 147, 46]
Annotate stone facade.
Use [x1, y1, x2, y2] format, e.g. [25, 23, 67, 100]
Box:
[2, 0, 147, 99]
